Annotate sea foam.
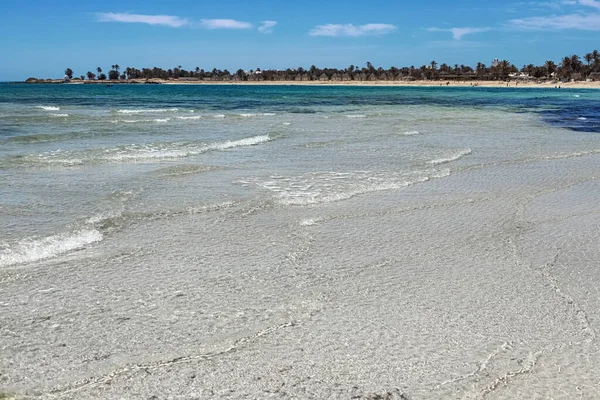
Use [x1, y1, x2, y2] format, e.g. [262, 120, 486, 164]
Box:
[0, 229, 103, 267]
[37, 106, 60, 111]
[117, 108, 179, 114]
[429, 148, 472, 165]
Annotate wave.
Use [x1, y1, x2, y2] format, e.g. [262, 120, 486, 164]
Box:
[4, 135, 273, 167]
[176, 116, 202, 120]
[213, 114, 225, 118]
[243, 169, 451, 206]
[239, 113, 276, 117]
[0, 197, 236, 266]
[153, 118, 170, 123]
[429, 148, 472, 165]
[346, 115, 366, 118]
[37, 106, 60, 111]
[120, 119, 152, 123]
[0, 229, 103, 267]
[50, 113, 69, 117]
[117, 108, 179, 114]
[577, 117, 587, 120]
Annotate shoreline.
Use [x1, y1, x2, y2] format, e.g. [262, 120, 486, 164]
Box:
[16, 79, 600, 89]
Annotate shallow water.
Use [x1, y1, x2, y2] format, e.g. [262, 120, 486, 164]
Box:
[1, 84, 600, 399]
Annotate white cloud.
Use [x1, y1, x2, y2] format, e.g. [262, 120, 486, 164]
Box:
[200, 19, 253, 29]
[578, 0, 600, 8]
[97, 12, 188, 28]
[309, 23, 397, 37]
[427, 27, 490, 40]
[451, 27, 490, 39]
[258, 21, 277, 33]
[508, 13, 600, 29]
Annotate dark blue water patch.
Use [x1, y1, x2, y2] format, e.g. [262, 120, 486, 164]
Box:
[537, 102, 600, 133]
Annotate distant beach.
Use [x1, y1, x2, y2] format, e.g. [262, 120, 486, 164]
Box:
[21, 78, 600, 89]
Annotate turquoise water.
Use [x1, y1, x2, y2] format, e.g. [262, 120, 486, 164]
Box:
[2, 84, 600, 398]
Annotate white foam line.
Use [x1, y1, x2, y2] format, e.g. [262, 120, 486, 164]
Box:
[429, 148, 472, 165]
[278, 169, 451, 206]
[50, 113, 69, 117]
[239, 113, 276, 117]
[176, 116, 202, 120]
[0, 230, 103, 267]
[117, 108, 179, 114]
[37, 106, 60, 111]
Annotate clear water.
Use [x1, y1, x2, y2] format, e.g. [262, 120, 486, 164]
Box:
[1, 84, 600, 399]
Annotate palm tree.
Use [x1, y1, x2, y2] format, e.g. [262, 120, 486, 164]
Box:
[570, 55, 582, 73]
[86, 71, 96, 80]
[585, 53, 593, 66]
[430, 60, 437, 71]
[544, 60, 556, 77]
[96, 67, 102, 80]
[560, 56, 572, 78]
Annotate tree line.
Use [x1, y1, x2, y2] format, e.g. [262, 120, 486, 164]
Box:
[61, 51, 600, 83]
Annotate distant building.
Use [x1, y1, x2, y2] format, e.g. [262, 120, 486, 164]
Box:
[63, 75, 71, 83]
[491, 58, 500, 68]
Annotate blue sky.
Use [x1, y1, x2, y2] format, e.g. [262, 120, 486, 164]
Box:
[1, 0, 599, 80]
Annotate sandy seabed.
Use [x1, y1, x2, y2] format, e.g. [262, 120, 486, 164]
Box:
[1, 89, 600, 400]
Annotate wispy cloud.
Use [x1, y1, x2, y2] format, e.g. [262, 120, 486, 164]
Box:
[578, 0, 600, 8]
[200, 19, 253, 29]
[309, 23, 397, 37]
[258, 21, 277, 34]
[508, 13, 600, 29]
[97, 12, 188, 28]
[427, 27, 490, 40]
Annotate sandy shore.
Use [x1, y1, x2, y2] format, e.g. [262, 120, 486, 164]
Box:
[55, 79, 600, 89]
[163, 80, 600, 89]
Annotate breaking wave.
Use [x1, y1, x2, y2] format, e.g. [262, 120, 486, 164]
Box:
[0, 229, 103, 267]
[176, 116, 202, 120]
[239, 113, 276, 117]
[3, 135, 273, 167]
[242, 169, 451, 206]
[37, 106, 60, 111]
[429, 148, 472, 165]
[117, 108, 179, 114]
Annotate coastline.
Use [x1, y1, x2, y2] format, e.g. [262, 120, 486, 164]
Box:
[161, 80, 600, 89]
[19, 79, 600, 89]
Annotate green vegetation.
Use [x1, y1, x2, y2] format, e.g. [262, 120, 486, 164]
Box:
[57, 50, 599, 83]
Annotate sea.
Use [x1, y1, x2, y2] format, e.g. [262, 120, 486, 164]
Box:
[1, 83, 600, 399]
